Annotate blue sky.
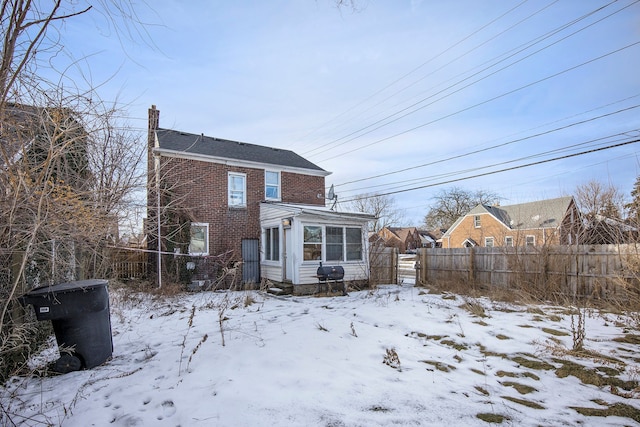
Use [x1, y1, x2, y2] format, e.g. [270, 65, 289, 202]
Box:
[55, 0, 640, 225]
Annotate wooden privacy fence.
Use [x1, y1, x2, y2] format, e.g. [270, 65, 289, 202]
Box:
[417, 244, 640, 300]
[369, 246, 398, 286]
[109, 248, 147, 279]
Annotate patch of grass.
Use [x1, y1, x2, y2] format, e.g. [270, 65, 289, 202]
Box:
[547, 314, 563, 322]
[517, 324, 534, 328]
[613, 334, 640, 345]
[596, 366, 622, 377]
[460, 300, 488, 318]
[479, 349, 509, 359]
[553, 359, 639, 391]
[495, 334, 510, 340]
[441, 339, 468, 351]
[511, 356, 555, 371]
[420, 360, 456, 372]
[531, 316, 544, 322]
[474, 386, 490, 395]
[542, 327, 569, 337]
[476, 413, 510, 423]
[496, 370, 540, 381]
[501, 381, 537, 395]
[570, 349, 624, 364]
[526, 307, 544, 315]
[571, 402, 640, 423]
[474, 320, 490, 326]
[501, 395, 545, 410]
[442, 294, 457, 301]
[470, 368, 485, 376]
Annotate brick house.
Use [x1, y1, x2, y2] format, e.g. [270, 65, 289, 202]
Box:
[441, 196, 581, 248]
[146, 106, 374, 294]
[370, 227, 422, 253]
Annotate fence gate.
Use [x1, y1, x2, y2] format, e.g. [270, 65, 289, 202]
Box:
[241, 239, 260, 285]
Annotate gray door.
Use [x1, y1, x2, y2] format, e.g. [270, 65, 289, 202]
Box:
[242, 239, 260, 285]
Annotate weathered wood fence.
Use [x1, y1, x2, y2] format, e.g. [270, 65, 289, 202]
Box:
[369, 246, 398, 286]
[417, 244, 640, 300]
[109, 248, 147, 279]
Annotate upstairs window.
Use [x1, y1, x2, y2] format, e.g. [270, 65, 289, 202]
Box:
[265, 171, 280, 200]
[474, 215, 481, 228]
[189, 223, 209, 256]
[228, 172, 246, 207]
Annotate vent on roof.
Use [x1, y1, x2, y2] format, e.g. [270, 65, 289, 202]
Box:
[532, 214, 541, 221]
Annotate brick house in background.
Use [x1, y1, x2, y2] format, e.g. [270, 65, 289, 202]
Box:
[441, 196, 581, 248]
[146, 106, 374, 294]
[371, 227, 422, 253]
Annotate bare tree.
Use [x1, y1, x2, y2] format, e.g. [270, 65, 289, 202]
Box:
[574, 180, 627, 244]
[345, 193, 404, 232]
[423, 187, 500, 231]
[0, 1, 151, 384]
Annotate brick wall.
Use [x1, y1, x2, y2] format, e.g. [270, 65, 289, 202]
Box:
[443, 213, 561, 248]
[160, 156, 325, 261]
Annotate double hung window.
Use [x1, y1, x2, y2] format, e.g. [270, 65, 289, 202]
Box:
[189, 223, 209, 256]
[228, 172, 246, 207]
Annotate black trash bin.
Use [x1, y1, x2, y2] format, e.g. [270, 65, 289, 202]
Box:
[19, 279, 113, 373]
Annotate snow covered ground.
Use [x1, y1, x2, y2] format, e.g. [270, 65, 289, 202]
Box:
[3, 281, 640, 426]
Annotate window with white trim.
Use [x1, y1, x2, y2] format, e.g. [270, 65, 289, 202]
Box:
[189, 223, 209, 256]
[345, 227, 363, 261]
[303, 226, 323, 261]
[228, 172, 246, 207]
[265, 171, 280, 200]
[526, 235, 536, 246]
[474, 215, 481, 228]
[326, 227, 343, 261]
[505, 236, 514, 247]
[264, 227, 279, 261]
[303, 225, 364, 262]
[484, 237, 494, 247]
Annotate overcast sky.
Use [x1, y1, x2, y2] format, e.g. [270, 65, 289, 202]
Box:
[57, 0, 640, 225]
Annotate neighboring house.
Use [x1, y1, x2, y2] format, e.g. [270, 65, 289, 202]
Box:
[417, 229, 438, 248]
[146, 106, 374, 294]
[371, 227, 422, 253]
[441, 196, 581, 248]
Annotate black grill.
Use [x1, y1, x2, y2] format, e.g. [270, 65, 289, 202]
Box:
[316, 263, 345, 281]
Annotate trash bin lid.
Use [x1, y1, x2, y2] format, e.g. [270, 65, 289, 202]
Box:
[24, 279, 109, 296]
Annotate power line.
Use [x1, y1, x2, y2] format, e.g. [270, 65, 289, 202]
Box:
[335, 101, 640, 189]
[296, 0, 532, 154]
[306, 0, 632, 160]
[338, 138, 640, 204]
[316, 39, 640, 163]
